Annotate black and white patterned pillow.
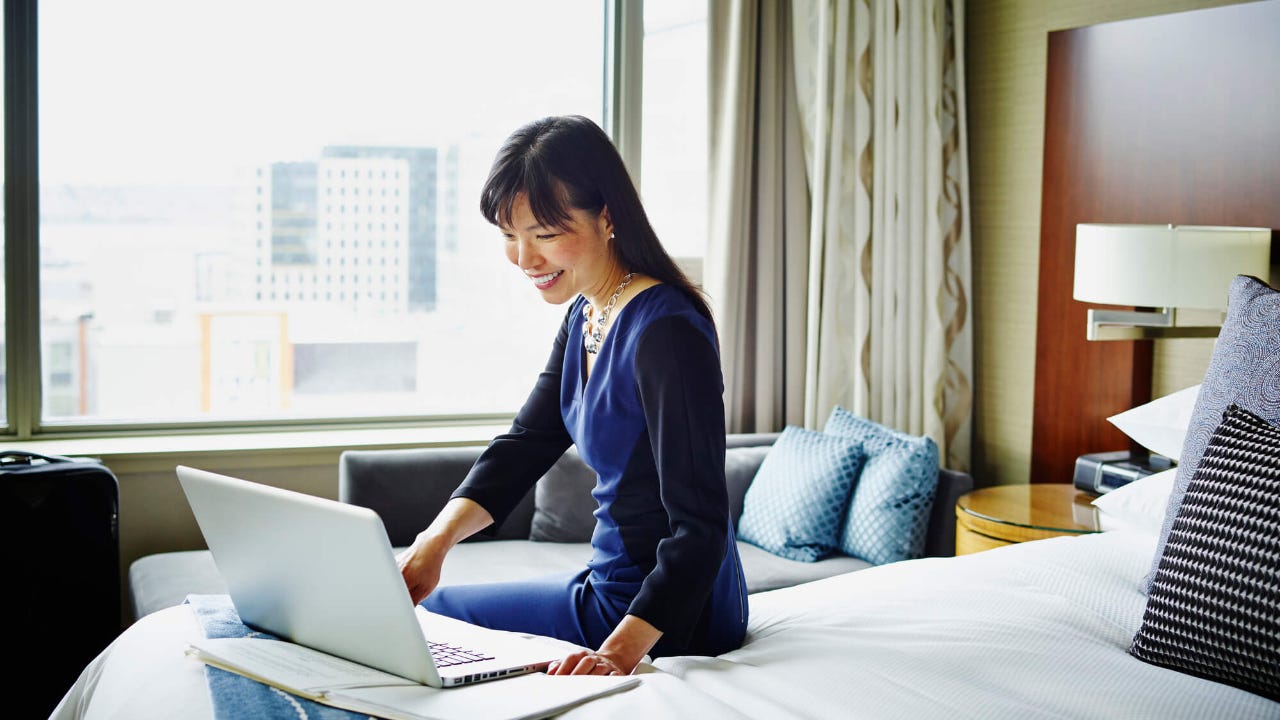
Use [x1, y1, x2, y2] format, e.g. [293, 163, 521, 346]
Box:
[1129, 404, 1280, 702]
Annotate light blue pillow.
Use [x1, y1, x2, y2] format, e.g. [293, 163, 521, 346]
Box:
[737, 426, 865, 562]
[825, 407, 939, 565]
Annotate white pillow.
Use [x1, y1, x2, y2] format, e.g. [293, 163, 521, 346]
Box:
[1091, 468, 1177, 534]
[1107, 384, 1199, 460]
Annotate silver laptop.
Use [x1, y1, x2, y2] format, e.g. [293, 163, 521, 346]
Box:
[176, 465, 562, 688]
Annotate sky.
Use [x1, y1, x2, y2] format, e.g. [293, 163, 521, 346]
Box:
[37, 0, 607, 186]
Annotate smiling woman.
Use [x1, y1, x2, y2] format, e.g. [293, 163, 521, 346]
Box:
[396, 115, 745, 677]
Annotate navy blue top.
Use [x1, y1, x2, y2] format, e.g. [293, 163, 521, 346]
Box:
[451, 284, 748, 655]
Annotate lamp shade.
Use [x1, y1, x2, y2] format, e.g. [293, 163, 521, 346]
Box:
[1073, 224, 1271, 309]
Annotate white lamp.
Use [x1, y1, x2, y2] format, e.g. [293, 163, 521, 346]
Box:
[1073, 224, 1272, 340]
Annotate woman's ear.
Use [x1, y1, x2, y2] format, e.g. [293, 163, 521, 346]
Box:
[599, 206, 614, 239]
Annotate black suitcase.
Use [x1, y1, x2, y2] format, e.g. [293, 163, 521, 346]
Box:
[0, 451, 120, 718]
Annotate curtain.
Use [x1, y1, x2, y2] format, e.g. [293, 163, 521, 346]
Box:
[709, 0, 972, 471]
[706, 0, 811, 433]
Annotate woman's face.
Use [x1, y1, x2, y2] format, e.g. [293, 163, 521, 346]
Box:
[500, 193, 618, 305]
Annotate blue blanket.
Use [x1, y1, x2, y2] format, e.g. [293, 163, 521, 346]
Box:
[185, 594, 372, 720]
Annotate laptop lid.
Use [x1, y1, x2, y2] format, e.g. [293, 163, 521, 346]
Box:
[177, 466, 565, 687]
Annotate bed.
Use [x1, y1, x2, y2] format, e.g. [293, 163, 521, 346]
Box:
[54, 275, 1280, 718]
[51, 526, 1278, 719]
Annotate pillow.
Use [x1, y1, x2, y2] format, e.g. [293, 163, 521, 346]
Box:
[824, 407, 939, 565]
[1128, 404, 1280, 702]
[1147, 275, 1280, 592]
[1091, 468, 1177, 534]
[737, 426, 865, 562]
[1107, 384, 1200, 460]
[529, 448, 598, 543]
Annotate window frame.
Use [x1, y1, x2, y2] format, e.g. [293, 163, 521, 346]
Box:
[2, 0, 649, 440]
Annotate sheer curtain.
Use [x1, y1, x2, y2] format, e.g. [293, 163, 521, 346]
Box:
[706, 0, 810, 433]
[708, 0, 973, 471]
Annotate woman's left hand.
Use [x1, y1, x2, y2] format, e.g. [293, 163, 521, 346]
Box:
[546, 650, 627, 676]
[545, 614, 661, 676]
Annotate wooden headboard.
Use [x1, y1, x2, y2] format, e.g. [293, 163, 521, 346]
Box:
[1032, 0, 1280, 484]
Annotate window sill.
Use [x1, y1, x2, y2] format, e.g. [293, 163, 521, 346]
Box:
[6, 422, 511, 474]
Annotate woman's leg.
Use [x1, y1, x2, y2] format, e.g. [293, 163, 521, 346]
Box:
[420, 570, 622, 650]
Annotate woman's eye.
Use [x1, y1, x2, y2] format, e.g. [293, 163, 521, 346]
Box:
[536, 233, 560, 241]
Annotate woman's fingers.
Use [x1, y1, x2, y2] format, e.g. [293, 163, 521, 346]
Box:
[548, 651, 623, 676]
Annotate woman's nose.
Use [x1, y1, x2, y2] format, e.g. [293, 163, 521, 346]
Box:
[515, 237, 539, 269]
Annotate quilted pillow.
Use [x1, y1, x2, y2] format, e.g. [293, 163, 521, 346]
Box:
[1129, 404, 1280, 702]
[825, 407, 940, 565]
[1146, 275, 1280, 592]
[737, 426, 865, 562]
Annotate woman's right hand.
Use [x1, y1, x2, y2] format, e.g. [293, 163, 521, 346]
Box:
[394, 497, 495, 605]
[396, 534, 449, 604]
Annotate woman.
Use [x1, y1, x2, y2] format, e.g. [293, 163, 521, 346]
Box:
[395, 115, 747, 677]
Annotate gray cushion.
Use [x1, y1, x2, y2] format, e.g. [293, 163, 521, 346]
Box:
[530, 442, 777, 543]
[128, 537, 866, 619]
[1148, 275, 1280, 591]
[128, 550, 226, 619]
[735, 541, 871, 593]
[529, 448, 597, 543]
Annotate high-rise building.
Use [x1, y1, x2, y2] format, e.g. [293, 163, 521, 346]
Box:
[251, 145, 439, 314]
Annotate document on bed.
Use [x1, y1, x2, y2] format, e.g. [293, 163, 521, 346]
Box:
[186, 637, 639, 720]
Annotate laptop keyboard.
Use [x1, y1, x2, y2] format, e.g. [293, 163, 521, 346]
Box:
[428, 640, 495, 668]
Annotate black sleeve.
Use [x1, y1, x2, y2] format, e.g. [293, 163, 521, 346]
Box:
[626, 315, 729, 643]
[449, 307, 575, 528]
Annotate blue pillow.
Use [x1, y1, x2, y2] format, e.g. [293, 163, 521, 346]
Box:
[824, 407, 939, 565]
[1146, 274, 1280, 593]
[737, 426, 865, 562]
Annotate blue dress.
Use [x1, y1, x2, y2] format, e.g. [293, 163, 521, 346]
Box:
[422, 284, 748, 658]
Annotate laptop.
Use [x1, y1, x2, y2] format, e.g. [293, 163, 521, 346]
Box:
[176, 465, 563, 688]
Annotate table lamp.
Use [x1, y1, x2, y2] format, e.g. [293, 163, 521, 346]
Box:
[1073, 224, 1272, 340]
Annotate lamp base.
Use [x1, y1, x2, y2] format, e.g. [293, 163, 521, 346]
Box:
[1085, 307, 1222, 341]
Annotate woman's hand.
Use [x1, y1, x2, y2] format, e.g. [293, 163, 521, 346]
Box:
[395, 535, 448, 605]
[546, 649, 627, 676]
[547, 614, 661, 676]
[396, 497, 495, 604]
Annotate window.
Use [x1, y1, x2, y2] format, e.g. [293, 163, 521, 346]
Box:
[641, 1, 709, 263]
[6, 0, 708, 434]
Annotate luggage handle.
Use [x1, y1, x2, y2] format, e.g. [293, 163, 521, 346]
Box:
[0, 450, 76, 466]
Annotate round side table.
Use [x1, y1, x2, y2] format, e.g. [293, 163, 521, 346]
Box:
[954, 484, 1101, 555]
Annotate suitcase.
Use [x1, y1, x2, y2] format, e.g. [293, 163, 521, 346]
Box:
[0, 450, 120, 718]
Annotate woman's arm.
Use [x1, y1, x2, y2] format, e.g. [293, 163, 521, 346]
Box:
[396, 497, 494, 604]
[625, 315, 730, 646]
[400, 305, 576, 602]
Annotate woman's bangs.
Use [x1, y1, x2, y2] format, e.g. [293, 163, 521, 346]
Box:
[480, 167, 574, 231]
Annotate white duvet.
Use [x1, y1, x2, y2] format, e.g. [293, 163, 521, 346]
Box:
[54, 531, 1278, 720]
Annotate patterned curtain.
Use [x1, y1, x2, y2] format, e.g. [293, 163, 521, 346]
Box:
[792, 0, 972, 470]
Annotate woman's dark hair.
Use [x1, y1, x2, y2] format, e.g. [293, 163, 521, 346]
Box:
[480, 115, 713, 323]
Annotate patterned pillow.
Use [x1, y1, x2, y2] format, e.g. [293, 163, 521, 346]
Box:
[1147, 275, 1280, 592]
[825, 407, 940, 565]
[1129, 404, 1280, 702]
[737, 426, 865, 562]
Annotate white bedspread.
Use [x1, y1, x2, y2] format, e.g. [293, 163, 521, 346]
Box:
[54, 531, 1278, 719]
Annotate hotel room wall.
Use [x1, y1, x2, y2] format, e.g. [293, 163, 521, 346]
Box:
[965, 0, 1254, 486]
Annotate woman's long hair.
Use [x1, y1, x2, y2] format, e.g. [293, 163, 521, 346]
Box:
[479, 115, 713, 323]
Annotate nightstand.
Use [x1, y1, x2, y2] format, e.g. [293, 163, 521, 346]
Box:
[954, 484, 1101, 555]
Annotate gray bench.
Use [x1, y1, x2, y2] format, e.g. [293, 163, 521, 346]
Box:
[128, 433, 972, 619]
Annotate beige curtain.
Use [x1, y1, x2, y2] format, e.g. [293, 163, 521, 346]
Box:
[706, 0, 810, 433]
[709, 0, 972, 471]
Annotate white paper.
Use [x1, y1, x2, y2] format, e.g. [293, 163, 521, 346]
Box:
[330, 674, 640, 720]
[187, 637, 639, 720]
[189, 637, 418, 693]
